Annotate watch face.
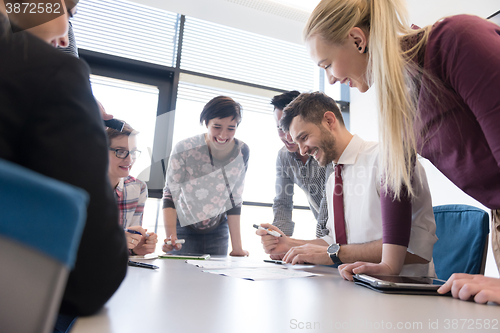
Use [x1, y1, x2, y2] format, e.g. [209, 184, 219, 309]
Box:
[327, 243, 340, 255]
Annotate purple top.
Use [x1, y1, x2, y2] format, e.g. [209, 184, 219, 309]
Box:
[382, 15, 500, 246]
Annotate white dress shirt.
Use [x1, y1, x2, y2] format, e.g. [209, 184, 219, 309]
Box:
[322, 135, 437, 276]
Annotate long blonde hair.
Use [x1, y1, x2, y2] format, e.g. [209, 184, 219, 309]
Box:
[305, 0, 431, 198]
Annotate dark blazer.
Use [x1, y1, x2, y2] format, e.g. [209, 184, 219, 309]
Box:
[0, 18, 128, 316]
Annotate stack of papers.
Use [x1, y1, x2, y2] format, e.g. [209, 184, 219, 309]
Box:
[186, 259, 322, 281]
[186, 260, 270, 269]
[202, 267, 322, 281]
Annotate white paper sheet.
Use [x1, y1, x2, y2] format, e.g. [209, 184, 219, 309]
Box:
[201, 267, 322, 280]
[186, 260, 274, 269]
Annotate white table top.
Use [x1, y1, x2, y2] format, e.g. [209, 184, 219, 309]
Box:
[71, 257, 499, 333]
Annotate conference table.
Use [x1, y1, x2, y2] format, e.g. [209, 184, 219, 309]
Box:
[71, 257, 499, 333]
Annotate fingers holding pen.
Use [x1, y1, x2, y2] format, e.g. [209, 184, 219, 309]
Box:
[125, 227, 145, 249]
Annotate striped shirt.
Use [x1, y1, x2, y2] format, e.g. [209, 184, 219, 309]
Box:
[115, 175, 148, 228]
[272, 147, 329, 237]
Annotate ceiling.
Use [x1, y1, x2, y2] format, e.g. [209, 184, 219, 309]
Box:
[267, 0, 499, 26]
[134, 0, 499, 44]
[267, 0, 319, 13]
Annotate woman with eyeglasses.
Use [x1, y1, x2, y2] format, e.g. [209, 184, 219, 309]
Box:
[106, 120, 158, 255]
[162, 96, 249, 256]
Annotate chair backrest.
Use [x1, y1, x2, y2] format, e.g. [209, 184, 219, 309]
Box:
[0, 159, 88, 333]
[432, 204, 490, 280]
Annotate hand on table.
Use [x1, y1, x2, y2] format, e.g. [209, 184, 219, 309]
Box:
[338, 261, 395, 281]
[282, 244, 331, 265]
[230, 248, 249, 257]
[438, 273, 500, 304]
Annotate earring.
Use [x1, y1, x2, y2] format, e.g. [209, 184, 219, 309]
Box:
[363, 46, 368, 54]
[358, 46, 362, 51]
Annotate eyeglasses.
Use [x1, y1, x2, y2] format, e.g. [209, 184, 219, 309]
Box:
[109, 148, 141, 159]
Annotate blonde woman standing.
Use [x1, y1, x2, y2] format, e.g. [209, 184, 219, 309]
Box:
[304, 0, 500, 304]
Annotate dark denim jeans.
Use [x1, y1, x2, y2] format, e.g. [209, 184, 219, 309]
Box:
[171, 218, 229, 255]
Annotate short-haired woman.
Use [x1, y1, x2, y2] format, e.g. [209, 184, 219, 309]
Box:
[162, 96, 249, 256]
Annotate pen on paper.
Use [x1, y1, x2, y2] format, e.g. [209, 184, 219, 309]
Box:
[164, 239, 186, 245]
[253, 224, 282, 237]
[125, 228, 149, 237]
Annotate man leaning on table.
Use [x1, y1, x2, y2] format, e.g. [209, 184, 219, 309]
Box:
[271, 91, 328, 238]
[257, 92, 437, 276]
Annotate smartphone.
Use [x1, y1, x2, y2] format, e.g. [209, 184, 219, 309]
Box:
[104, 119, 124, 131]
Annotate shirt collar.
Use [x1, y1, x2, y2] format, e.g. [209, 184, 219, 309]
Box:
[115, 177, 125, 197]
[336, 134, 363, 166]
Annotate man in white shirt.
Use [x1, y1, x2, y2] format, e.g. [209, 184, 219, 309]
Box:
[257, 92, 437, 276]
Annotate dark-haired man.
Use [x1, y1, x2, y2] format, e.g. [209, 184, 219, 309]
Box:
[271, 91, 328, 239]
[258, 92, 437, 277]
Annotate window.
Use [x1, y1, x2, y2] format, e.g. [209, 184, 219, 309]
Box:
[181, 16, 318, 92]
[72, 0, 179, 67]
[90, 75, 159, 182]
[72, 0, 349, 250]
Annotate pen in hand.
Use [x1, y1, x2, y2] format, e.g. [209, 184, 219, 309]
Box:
[253, 224, 282, 237]
[125, 228, 149, 237]
[164, 239, 185, 245]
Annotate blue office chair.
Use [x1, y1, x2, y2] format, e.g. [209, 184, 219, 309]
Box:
[432, 204, 490, 280]
[0, 159, 88, 333]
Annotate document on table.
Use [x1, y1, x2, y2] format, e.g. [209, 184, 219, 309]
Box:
[201, 267, 322, 281]
[186, 260, 272, 269]
[186, 259, 314, 270]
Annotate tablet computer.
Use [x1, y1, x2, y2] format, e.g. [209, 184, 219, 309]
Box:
[353, 274, 449, 295]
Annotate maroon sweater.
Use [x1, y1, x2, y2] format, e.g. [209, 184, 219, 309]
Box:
[382, 15, 500, 246]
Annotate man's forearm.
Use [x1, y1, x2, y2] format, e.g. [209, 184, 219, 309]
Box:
[286, 237, 327, 249]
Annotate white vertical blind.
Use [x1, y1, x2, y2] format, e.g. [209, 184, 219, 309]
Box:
[181, 17, 317, 92]
[176, 81, 272, 115]
[72, 0, 179, 66]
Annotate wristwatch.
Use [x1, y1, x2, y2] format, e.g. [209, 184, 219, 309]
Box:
[327, 243, 342, 265]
